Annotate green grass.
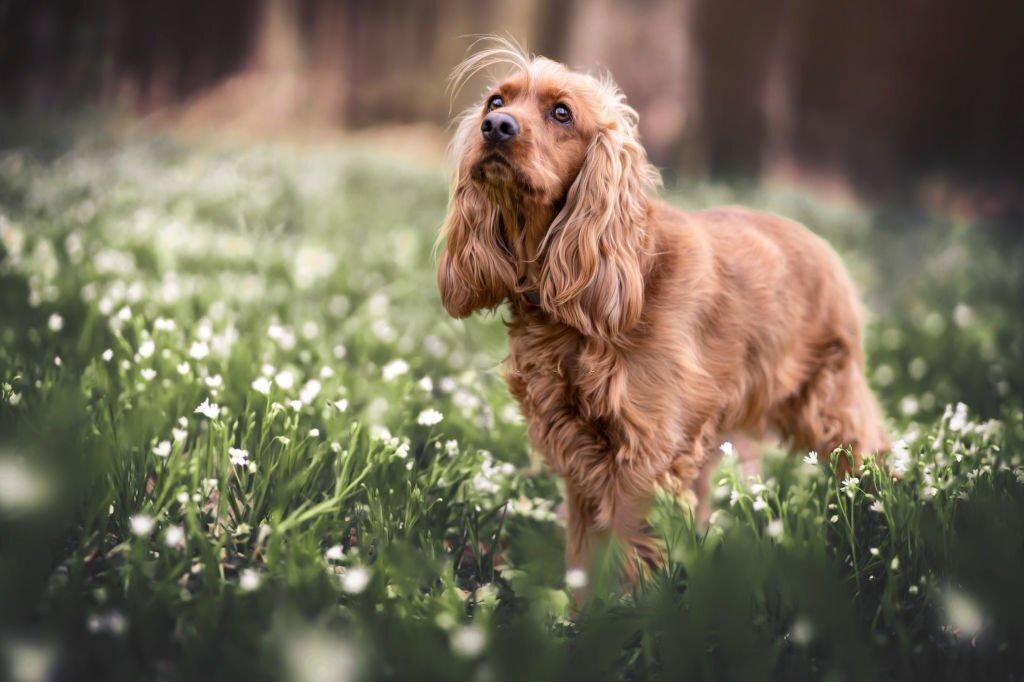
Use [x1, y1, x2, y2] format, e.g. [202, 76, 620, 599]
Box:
[0, 134, 1022, 681]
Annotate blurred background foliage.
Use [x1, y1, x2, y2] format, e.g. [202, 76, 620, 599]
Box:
[2, 0, 1023, 217]
[1, 1, 1023, 681]
[0, 133, 1019, 681]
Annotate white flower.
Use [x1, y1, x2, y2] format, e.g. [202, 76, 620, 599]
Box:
[500, 403, 523, 424]
[766, 519, 784, 538]
[943, 589, 984, 638]
[87, 611, 127, 636]
[309, 428, 320, 438]
[172, 427, 188, 443]
[417, 408, 444, 426]
[319, 366, 335, 379]
[0, 457, 50, 512]
[371, 319, 395, 342]
[803, 452, 818, 466]
[890, 439, 912, 476]
[870, 500, 885, 514]
[749, 482, 767, 495]
[239, 569, 261, 592]
[176, 361, 190, 375]
[194, 398, 220, 420]
[251, 376, 271, 395]
[152, 440, 171, 457]
[154, 317, 176, 332]
[948, 402, 969, 433]
[953, 303, 973, 327]
[829, 515, 839, 523]
[729, 489, 741, 507]
[900, 396, 920, 417]
[381, 359, 410, 382]
[325, 545, 344, 562]
[790, 618, 814, 646]
[129, 514, 155, 537]
[164, 525, 185, 548]
[752, 498, 768, 512]
[841, 477, 860, 497]
[140, 368, 156, 381]
[138, 339, 155, 359]
[417, 376, 434, 392]
[188, 341, 209, 360]
[47, 313, 64, 332]
[117, 306, 132, 321]
[274, 370, 295, 390]
[869, 547, 880, 556]
[229, 448, 250, 467]
[204, 374, 223, 389]
[341, 566, 371, 594]
[333, 398, 349, 412]
[101, 348, 113, 362]
[288, 399, 302, 411]
[720, 441, 734, 457]
[565, 568, 588, 590]
[450, 624, 486, 658]
[299, 379, 321, 405]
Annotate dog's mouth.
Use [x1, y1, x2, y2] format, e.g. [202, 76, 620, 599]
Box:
[471, 152, 534, 196]
[472, 152, 512, 178]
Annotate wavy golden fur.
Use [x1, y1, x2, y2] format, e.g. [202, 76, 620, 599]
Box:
[437, 39, 889, 581]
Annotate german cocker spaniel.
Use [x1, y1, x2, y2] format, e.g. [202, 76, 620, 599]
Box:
[436, 41, 889, 582]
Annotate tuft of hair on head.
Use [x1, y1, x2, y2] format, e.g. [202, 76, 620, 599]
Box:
[446, 35, 534, 105]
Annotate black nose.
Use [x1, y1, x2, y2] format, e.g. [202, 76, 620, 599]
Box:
[481, 112, 519, 143]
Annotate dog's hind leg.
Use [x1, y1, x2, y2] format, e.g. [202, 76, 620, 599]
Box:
[772, 342, 889, 475]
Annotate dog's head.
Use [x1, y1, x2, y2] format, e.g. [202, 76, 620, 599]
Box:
[437, 39, 661, 338]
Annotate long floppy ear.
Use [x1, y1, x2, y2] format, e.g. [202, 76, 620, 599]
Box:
[436, 112, 516, 318]
[539, 105, 660, 338]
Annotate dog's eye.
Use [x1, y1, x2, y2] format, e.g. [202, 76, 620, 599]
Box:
[551, 103, 572, 124]
[487, 95, 504, 111]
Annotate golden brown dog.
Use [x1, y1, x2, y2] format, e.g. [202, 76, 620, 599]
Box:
[437, 42, 889, 580]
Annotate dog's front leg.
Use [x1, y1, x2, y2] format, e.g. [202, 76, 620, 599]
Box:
[564, 477, 657, 594]
[564, 480, 599, 601]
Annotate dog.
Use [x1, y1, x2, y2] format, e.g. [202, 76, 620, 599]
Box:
[436, 41, 889, 581]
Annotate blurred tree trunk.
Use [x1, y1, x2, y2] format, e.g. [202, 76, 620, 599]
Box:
[565, 0, 701, 173]
[761, 0, 800, 178]
[249, 0, 304, 75]
[677, 0, 708, 177]
[307, 0, 351, 125]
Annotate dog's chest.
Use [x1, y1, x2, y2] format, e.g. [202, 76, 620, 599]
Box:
[505, 316, 585, 404]
[504, 312, 633, 428]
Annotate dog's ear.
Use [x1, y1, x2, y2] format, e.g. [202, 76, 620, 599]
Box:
[436, 111, 516, 318]
[540, 107, 659, 338]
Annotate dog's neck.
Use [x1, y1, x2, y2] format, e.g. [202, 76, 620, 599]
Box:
[488, 189, 558, 293]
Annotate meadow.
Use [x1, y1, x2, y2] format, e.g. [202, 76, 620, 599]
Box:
[0, 128, 1022, 681]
